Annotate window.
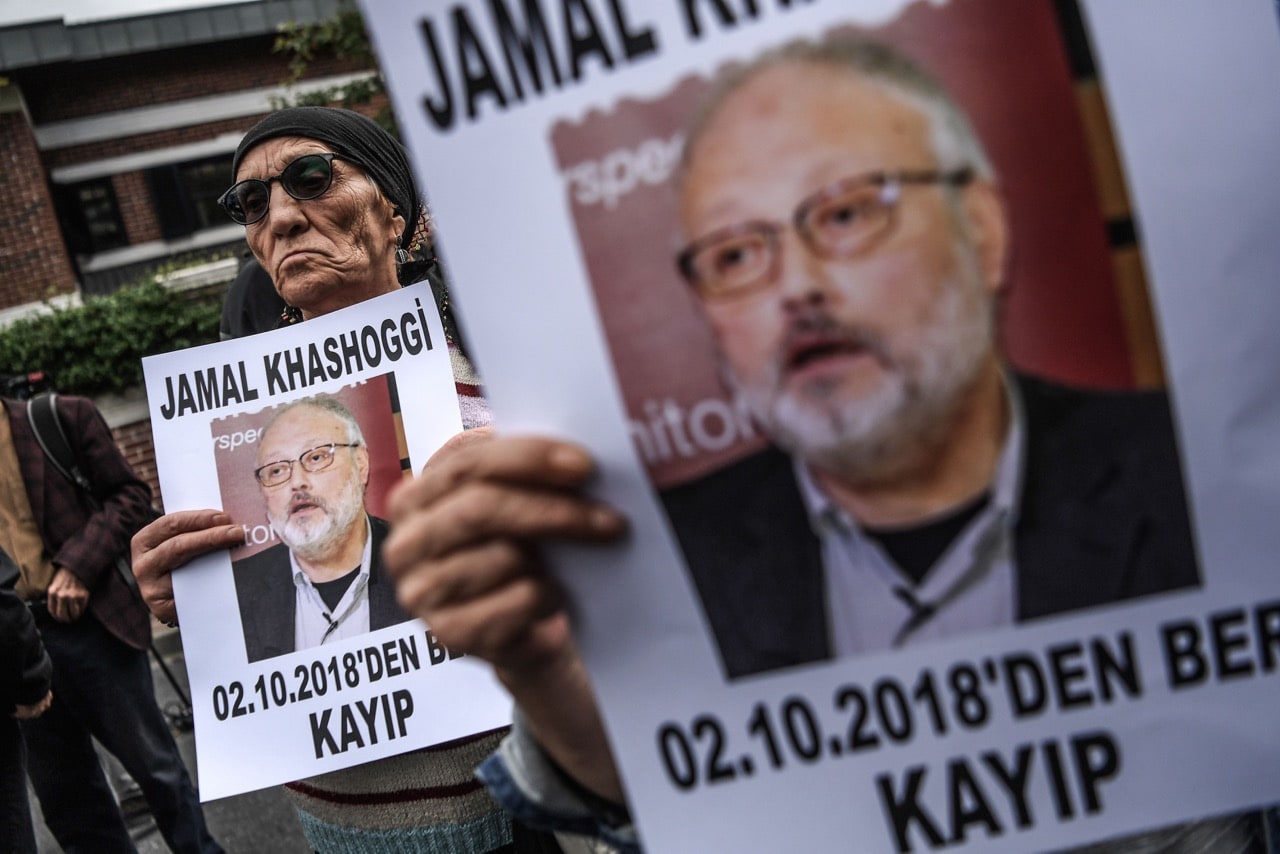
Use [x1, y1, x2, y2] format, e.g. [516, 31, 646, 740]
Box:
[55, 178, 128, 254]
[179, 158, 232, 231]
[147, 154, 234, 239]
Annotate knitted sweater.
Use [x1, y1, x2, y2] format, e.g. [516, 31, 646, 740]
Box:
[283, 352, 511, 853]
[285, 729, 512, 853]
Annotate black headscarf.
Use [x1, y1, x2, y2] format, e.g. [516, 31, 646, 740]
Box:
[231, 107, 421, 251]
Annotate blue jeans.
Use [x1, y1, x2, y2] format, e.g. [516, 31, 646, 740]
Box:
[21, 609, 221, 854]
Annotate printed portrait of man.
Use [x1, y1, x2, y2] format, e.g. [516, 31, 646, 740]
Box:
[658, 36, 1202, 679]
[231, 395, 408, 663]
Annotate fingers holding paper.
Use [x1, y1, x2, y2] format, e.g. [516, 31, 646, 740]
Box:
[131, 509, 244, 625]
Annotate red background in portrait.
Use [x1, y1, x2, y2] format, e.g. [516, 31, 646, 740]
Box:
[549, 0, 1131, 488]
[211, 373, 408, 560]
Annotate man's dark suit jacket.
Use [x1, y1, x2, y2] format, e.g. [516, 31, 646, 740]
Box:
[0, 548, 51, 713]
[231, 516, 408, 663]
[660, 374, 1202, 680]
[3, 397, 154, 651]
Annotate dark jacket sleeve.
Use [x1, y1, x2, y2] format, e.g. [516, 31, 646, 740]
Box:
[51, 396, 153, 589]
[0, 550, 52, 712]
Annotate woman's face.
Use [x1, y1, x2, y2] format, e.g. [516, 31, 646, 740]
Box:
[235, 136, 406, 318]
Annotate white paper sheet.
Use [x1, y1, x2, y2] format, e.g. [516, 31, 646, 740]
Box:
[360, 2, 1280, 850]
[144, 284, 510, 799]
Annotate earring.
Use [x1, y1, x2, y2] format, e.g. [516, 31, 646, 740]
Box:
[395, 247, 410, 265]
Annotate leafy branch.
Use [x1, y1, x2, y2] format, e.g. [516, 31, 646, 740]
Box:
[270, 1, 396, 134]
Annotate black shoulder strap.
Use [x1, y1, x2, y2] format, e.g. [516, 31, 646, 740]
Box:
[27, 392, 94, 495]
[25, 394, 143, 596]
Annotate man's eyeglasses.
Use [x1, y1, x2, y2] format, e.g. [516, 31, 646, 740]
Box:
[676, 168, 974, 301]
[254, 443, 361, 488]
[218, 153, 347, 226]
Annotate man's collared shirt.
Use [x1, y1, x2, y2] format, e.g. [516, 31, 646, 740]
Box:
[291, 516, 373, 650]
[798, 379, 1026, 656]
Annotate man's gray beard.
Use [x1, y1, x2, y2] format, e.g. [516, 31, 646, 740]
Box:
[268, 475, 366, 563]
[727, 272, 994, 485]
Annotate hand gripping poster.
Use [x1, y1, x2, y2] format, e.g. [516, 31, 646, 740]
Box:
[143, 285, 510, 799]
[361, 1, 1280, 850]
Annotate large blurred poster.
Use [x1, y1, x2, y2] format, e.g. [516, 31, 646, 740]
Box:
[363, 1, 1280, 850]
[549, 1, 1129, 489]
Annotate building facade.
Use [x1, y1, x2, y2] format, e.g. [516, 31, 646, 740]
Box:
[0, 0, 384, 504]
[0, 0, 381, 308]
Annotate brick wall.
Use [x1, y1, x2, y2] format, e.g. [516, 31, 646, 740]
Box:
[1, 31, 387, 313]
[111, 417, 163, 511]
[113, 172, 163, 245]
[43, 97, 385, 171]
[0, 110, 78, 309]
[43, 116, 264, 172]
[19, 40, 368, 124]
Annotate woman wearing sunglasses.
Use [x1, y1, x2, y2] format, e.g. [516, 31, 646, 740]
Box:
[217, 110, 419, 321]
[130, 107, 541, 853]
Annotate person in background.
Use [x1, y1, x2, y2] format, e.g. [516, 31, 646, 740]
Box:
[2, 391, 222, 853]
[0, 545, 53, 854]
[219, 255, 286, 341]
[131, 106, 571, 852]
[233, 395, 407, 662]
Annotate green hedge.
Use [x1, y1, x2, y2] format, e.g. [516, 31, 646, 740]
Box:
[0, 280, 222, 398]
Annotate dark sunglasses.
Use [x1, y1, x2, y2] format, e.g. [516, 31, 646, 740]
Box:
[217, 152, 346, 226]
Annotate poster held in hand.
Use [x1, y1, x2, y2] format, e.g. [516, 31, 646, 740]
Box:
[144, 285, 510, 799]
[361, 1, 1280, 850]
